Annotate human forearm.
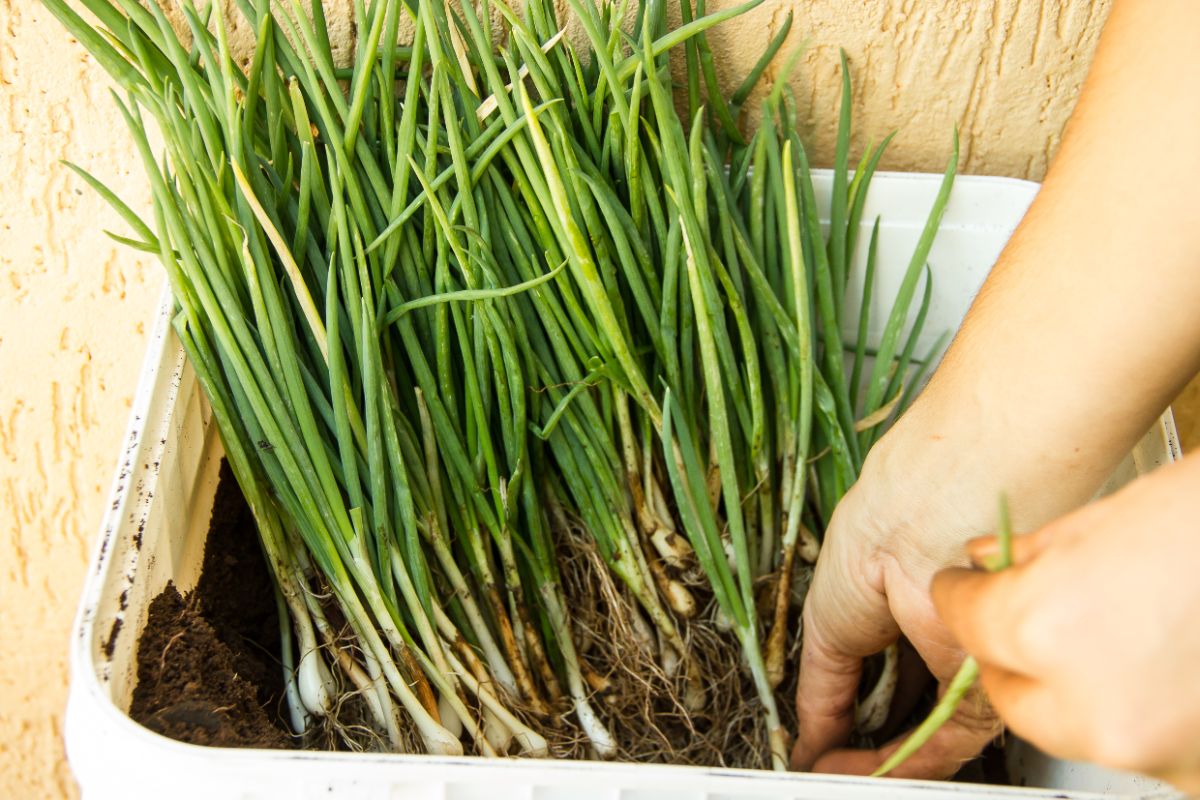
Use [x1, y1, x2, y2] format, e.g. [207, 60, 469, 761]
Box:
[894, 0, 1200, 527]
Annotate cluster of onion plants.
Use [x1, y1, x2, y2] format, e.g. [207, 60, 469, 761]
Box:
[49, 0, 954, 769]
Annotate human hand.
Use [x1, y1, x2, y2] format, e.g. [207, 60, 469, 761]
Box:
[791, 0, 1200, 778]
[933, 454, 1200, 793]
[790, 417, 1007, 779]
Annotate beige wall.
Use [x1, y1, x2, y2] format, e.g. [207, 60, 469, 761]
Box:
[708, 0, 1111, 180]
[0, 0, 1126, 796]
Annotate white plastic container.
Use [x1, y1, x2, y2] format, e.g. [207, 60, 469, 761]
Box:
[66, 171, 1183, 799]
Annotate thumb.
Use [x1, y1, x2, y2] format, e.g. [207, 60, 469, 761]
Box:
[966, 526, 1057, 570]
[931, 566, 1034, 675]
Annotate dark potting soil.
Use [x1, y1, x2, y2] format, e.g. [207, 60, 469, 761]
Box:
[130, 461, 294, 749]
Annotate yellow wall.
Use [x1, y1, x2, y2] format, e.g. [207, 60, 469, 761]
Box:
[0, 0, 1153, 796]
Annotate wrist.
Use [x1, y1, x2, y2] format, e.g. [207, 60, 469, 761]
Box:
[880, 370, 1122, 532]
[869, 392, 998, 521]
[855, 410, 996, 578]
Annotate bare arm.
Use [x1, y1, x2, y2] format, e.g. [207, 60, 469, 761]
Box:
[793, 0, 1200, 778]
[913, 0, 1200, 529]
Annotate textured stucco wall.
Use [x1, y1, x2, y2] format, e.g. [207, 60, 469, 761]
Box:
[698, 0, 1112, 180]
[1, 2, 161, 798]
[0, 0, 1128, 797]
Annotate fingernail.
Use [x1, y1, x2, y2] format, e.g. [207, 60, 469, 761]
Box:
[966, 535, 999, 565]
[976, 552, 1007, 572]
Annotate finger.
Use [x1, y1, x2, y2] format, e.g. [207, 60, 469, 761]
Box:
[790, 613, 866, 771]
[930, 567, 1035, 675]
[813, 685, 1001, 779]
[967, 528, 1056, 569]
[976, 662, 1086, 763]
[792, 540, 897, 771]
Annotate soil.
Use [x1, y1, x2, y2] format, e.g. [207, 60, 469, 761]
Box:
[956, 741, 1012, 785]
[130, 461, 294, 749]
[129, 461, 1011, 783]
